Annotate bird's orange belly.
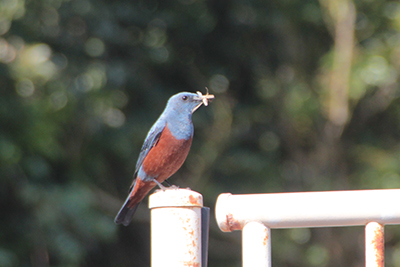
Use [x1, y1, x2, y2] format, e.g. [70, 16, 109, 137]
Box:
[142, 126, 192, 182]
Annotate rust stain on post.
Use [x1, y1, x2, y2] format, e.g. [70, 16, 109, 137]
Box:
[371, 225, 384, 267]
[366, 222, 384, 267]
[183, 262, 200, 267]
[225, 213, 242, 231]
[188, 194, 200, 205]
[263, 227, 269, 246]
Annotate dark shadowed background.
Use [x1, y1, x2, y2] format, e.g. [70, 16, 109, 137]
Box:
[1, 0, 400, 266]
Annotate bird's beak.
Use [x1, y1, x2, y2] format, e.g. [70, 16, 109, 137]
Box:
[192, 88, 215, 112]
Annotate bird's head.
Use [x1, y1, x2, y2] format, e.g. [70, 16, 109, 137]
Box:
[167, 90, 215, 114]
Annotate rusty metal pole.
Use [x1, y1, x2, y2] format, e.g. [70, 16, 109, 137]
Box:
[365, 222, 384, 267]
[149, 188, 203, 267]
[242, 221, 271, 267]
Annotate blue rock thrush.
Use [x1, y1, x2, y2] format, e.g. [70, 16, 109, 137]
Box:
[115, 91, 214, 226]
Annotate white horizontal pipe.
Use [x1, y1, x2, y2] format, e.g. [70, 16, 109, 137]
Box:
[215, 189, 400, 231]
[149, 188, 203, 267]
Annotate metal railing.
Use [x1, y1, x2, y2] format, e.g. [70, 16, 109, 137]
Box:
[149, 188, 400, 267]
[215, 189, 400, 267]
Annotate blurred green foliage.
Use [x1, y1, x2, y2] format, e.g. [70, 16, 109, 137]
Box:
[1, 0, 400, 266]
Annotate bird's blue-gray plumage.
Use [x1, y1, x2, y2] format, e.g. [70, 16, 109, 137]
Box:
[115, 92, 210, 226]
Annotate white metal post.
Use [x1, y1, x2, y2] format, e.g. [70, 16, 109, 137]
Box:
[242, 221, 271, 267]
[149, 188, 203, 267]
[365, 222, 384, 267]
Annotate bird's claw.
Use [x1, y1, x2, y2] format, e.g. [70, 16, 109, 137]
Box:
[168, 185, 180, 190]
[154, 185, 179, 193]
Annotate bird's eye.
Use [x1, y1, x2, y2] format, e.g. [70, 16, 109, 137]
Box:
[182, 96, 188, 101]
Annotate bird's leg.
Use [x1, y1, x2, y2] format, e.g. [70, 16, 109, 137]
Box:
[163, 179, 172, 187]
[162, 179, 180, 189]
[153, 179, 167, 191]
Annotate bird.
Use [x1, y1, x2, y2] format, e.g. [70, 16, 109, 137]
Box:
[115, 90, 214, 226]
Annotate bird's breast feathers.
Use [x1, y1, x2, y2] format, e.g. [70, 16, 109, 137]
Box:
[141, 126, 193, 180]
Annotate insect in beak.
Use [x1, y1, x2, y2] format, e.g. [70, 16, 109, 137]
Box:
[193, 88, 215, 112]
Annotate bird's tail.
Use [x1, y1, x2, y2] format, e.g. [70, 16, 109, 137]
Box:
[114, 194, 140, 226]
[115, 178, 157, 226]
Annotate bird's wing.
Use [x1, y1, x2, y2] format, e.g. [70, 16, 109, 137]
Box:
[132, 121, 166, 182]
